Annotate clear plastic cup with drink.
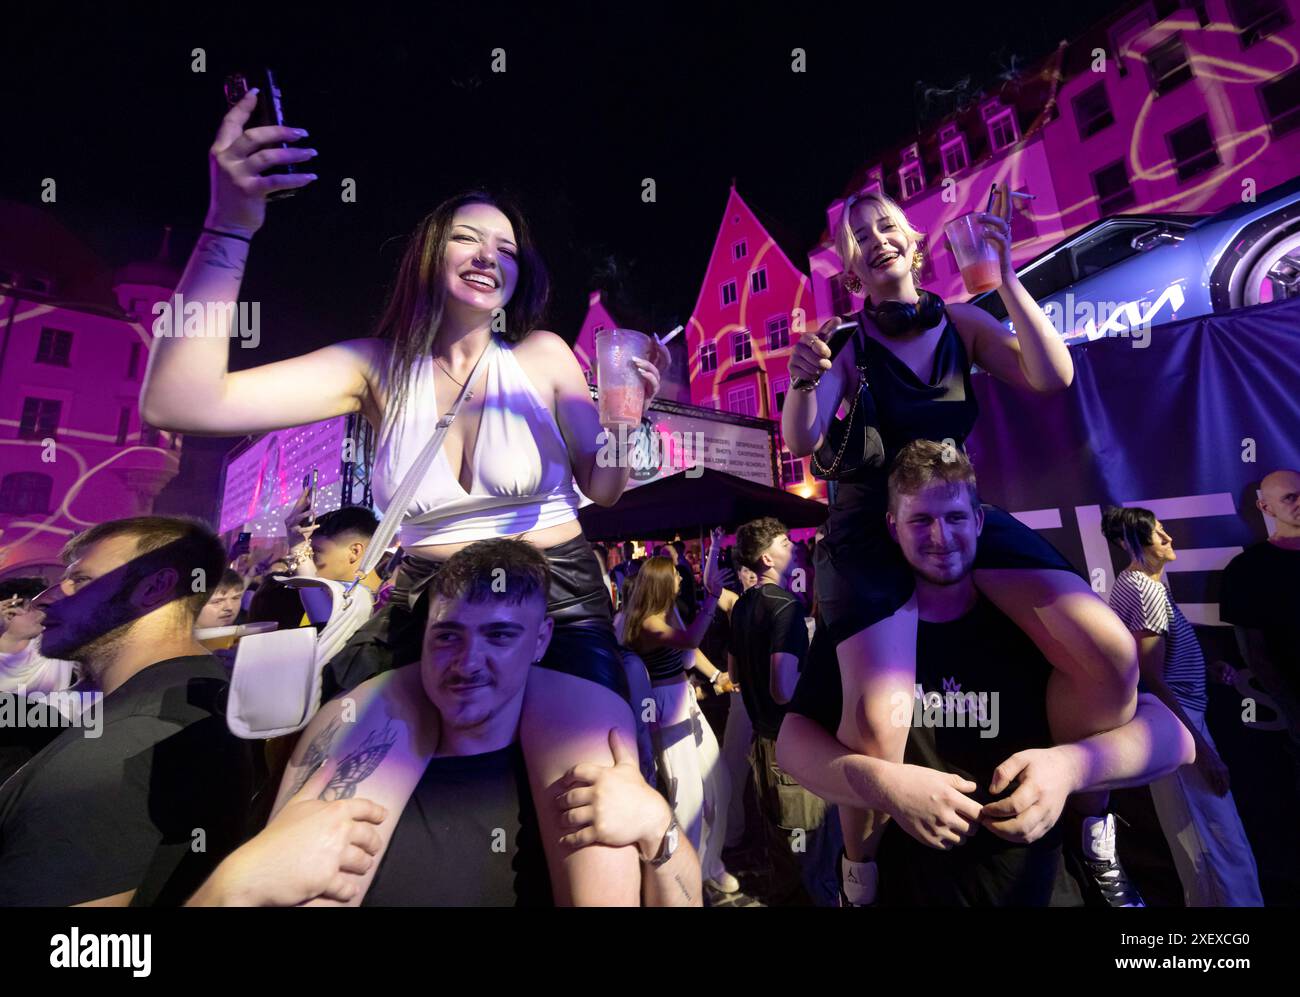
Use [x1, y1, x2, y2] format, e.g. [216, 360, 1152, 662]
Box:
[944, 213, 1003, 295]
[595, 328, 651, 427]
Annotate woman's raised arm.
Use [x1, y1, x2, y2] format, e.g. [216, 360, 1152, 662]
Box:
[139, 88, 383, 435]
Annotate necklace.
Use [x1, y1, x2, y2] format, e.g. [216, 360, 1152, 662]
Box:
[434, 339, 490, 389]
[434, 358, 465, 387]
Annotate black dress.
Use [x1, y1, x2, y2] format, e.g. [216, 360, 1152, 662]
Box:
[809, 313, 1078, 648]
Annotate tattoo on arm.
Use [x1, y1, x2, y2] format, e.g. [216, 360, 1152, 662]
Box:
[197, 238, 247, 278]
[673, 873, 693, 903]
[287, 717, 342, 796]
[320, 720, 398, 801]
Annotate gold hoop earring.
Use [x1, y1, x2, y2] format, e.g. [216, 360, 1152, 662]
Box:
[912, 250, 925, 274]
[842, 272, 863, 295]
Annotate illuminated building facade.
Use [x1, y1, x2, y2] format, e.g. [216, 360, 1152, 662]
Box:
[809, 0, 1300, 317]
[0, 203, 182, 582]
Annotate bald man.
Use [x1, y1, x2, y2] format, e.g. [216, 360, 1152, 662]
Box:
[1220, 469, 1300, 744]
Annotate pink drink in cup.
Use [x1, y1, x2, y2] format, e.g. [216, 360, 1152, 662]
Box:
[595, 328, 651, 427]
[943, 213, 1003, 295]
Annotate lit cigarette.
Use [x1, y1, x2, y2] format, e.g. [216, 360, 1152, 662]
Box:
[1009, 191, 1037, 201]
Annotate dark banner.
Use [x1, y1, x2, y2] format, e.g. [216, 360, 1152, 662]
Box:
[965, 295, 1300, 904]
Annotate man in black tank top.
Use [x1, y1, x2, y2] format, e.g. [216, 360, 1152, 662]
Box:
[782, 441, 1196, 906]
[191, 539, 702, 907]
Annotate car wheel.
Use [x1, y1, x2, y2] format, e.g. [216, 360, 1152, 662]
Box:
[1213, 208, 1300, 311]
[1238, 229, 1300, 306]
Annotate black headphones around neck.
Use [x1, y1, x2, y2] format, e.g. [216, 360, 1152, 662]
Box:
[862, 289, 946, 338]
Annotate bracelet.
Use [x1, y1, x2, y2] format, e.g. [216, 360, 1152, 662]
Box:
[201, 226, 253, 244]
[710, 670, 723, 684]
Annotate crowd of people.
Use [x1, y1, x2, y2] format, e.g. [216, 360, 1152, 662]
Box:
[0, 91, 1293, 907]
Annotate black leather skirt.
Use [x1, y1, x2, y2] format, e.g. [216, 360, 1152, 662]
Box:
[321, 533, 628, 703]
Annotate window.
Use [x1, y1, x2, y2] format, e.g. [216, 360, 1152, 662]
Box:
[732, 330, 752, 363]
[1260, 65, 1300, 138]
[35, 328, 72, 366]
[126, 342, 142, 379]
[1092, 161, 1136, 214]
[773, 377, 790, 414]
[766, 314, 790, 351]
[780, 450, 804, 486]
[941, 137, 969, 175]
[720, 280, 738, 307]
[1229, 0, 1290, 47]
[18, 398, 60, 439]
[116, 407, 131, 446]
[750, 267, 768, 295]
[1073, 81, 1114, 139]
[0, 472, 53, 515]
[1167, 116, 1219, 181]
[1146, 34, 1193, 96]
[983, 101, 1019, 151]
[1072, 222, 1151, 280]
[830, 274, 854, 315]
[699, 341, 717, 374]
[726, 384, 758, 417]
[900, 162, 924, 198]
[733, 239, 748, 261]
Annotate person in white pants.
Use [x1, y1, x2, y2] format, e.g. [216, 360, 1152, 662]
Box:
[616, 544, 739, 896]
[1103, 506, 1264, 906]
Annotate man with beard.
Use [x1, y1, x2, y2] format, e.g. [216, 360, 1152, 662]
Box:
[0, 517, 256, 906]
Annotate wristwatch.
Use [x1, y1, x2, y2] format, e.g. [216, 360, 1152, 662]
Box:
[642, 812, 681, 867]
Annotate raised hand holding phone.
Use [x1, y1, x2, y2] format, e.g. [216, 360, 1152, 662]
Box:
[208, 79, 318, 235]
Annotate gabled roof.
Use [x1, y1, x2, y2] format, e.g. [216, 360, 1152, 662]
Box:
[687, 185, 811, 325]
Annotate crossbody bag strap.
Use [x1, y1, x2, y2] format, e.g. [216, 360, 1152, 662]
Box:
[346, 337, 498, 593]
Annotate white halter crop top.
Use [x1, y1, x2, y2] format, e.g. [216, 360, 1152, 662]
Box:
[371, 337, 582, 547]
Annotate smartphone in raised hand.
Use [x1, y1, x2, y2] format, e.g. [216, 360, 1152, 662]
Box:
[223, 68, 297, 199]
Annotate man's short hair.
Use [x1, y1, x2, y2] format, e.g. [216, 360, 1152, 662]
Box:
[217, 568, 244, 591]
[313, 506, 380, 543]
[887, 440, 980, 515]
[61, 516, 226, 621]
[735, 517, 789, 575]
[0, 577, 48, 601]
[429, 539, 550, 609]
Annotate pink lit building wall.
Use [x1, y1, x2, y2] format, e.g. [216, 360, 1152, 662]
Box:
[683, 186, 827, 501]
[808, 0, 1300, 317]
[0, 203, 182, 582]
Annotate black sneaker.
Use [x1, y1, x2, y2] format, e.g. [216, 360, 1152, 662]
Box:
[1078, 813, 1145, 908]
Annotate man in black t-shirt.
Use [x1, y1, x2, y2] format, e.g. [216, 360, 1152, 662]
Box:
[777, 441, 1196, 906]
[1220, 468, 1300, 746]
[0, 517, 257, 906]
[728, 517, 838, 905]
[197, 539, 703, 907]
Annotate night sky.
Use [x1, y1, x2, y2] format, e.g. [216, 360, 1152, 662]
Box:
[2, 1, 1124, 364]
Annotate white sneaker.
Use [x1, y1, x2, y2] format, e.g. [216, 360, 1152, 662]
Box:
[839, 853, 879, 907]
[1080, 813, 1145, 908]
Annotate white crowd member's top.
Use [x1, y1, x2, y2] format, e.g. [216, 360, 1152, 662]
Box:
[0, 637, 76, 695]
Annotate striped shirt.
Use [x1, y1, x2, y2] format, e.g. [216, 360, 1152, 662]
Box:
[1109, 568, 1208, 712]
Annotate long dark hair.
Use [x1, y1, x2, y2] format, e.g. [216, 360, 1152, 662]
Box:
[373, 190, 550, 429]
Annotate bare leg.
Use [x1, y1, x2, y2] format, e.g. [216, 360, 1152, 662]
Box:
[521, 667, 642, 906]
[975, 568, 1139, 815]
[834, 597, 920, 862]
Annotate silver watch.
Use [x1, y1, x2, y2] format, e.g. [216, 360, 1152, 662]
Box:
[643, 812, 680, 867]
